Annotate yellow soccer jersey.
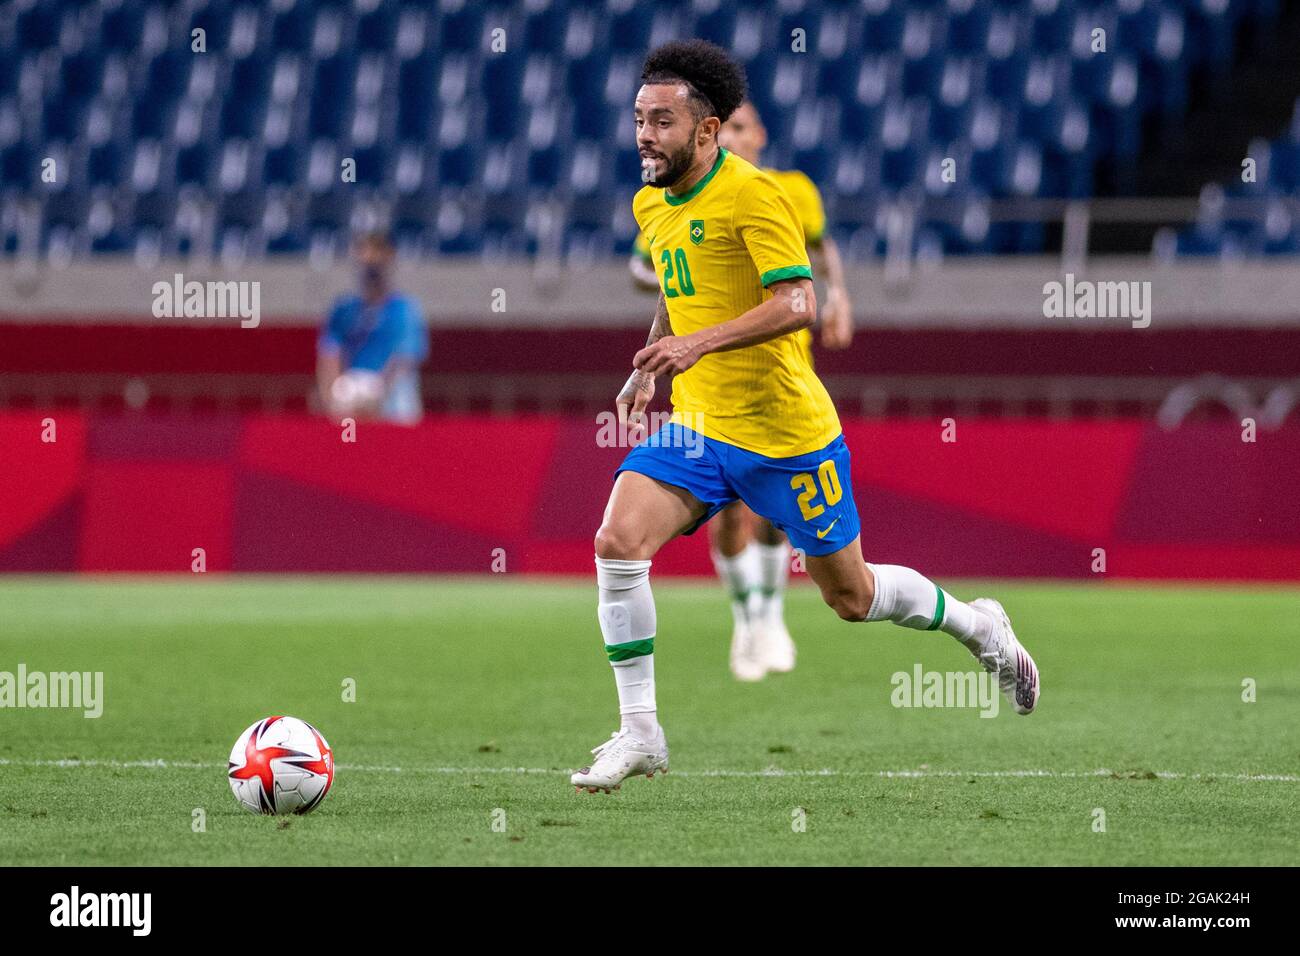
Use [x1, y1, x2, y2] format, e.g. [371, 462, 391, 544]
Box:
[633, 230, 652, 262]
[767, 168, 827, 244]
[766, 168, 827, 360]
[632, 148, 840, 458]
[633, 167, 825, 259]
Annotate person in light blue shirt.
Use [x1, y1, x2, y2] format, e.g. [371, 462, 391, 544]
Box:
[317, 232, 429, 424]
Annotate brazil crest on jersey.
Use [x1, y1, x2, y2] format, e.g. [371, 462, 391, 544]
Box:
[631, 148, 841, 458]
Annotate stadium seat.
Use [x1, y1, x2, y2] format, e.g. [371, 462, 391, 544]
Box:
[11, 0, 1285, 261]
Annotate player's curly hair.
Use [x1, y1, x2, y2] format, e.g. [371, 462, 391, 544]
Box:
[641, 39, 748, 124]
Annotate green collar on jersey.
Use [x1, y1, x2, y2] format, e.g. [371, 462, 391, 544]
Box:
[665, 148, 728, 206]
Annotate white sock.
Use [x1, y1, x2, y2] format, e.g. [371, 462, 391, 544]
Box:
[712, 546, 760, 626]
[864, 563, 993, 652]
[756, 539, 790, 622]
[612, 657, 658, 739]
[595, 556, 658, 736]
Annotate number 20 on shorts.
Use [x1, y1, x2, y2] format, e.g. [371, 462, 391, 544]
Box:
[790, 460, 843, 521]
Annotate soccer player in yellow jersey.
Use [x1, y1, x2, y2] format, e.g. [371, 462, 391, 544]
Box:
[631, 100, 853, 682]
[630, 99, 855, 681]
[571, 41, 1039, 793]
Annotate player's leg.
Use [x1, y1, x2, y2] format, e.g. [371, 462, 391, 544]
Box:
[594, 469, 702, 724]
[752, 517, 796, 672]
[707, 501, 766, 681]
[708, 500, 759, 621]
[731, 432, 1039, 714]
[574, 424, 734, 792]
[803, 538, 1039, 713]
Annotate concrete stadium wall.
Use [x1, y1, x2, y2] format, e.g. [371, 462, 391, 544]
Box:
[2, 257, 1299, 326]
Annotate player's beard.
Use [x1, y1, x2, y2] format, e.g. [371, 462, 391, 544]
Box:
[643, 135, 697, 189]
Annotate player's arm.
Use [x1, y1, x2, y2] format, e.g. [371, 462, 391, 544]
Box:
[628, 231, 660, 292]
[384, 300, 429, 388]
[628, 255, 659, 291]
[312, 348, 338, 403]
[632, 278, 815, 377]
[617, 292, 671, 438]
[367, 299, 429, 415]
[791, 172, 852, 350]
[635, 176, 816, 377]
[377, 356, 416, 402]
[808, 234, 853, 349]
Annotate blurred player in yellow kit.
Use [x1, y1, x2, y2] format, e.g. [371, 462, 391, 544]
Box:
[629, 100, 855, 681]
[572, 40, 1038, 793]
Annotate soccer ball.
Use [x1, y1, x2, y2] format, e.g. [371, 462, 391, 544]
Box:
[227, 715, 334, 815]
[329, 369, 384, 415]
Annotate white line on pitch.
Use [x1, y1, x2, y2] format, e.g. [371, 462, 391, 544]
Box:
[0, 757, 1294, 784]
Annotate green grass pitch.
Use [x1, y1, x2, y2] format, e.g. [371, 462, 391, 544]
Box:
[0, 576, 1296, 866]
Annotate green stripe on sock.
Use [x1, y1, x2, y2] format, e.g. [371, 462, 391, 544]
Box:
[926, 587, 946, 631]
[606, 638, 655, 661]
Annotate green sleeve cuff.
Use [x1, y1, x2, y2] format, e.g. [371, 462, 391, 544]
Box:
[760, 265, 813, 286]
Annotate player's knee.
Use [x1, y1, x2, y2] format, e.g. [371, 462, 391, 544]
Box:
[594, 523, 645, 561]
[825, 586, 872, 622]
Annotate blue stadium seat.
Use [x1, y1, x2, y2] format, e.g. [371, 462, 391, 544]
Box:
[175, 144, 214, 190]
[145, 50, 194, 104]
[101, 2, 147, 53]
[14, 0, 1287, 260]
[482, 192, 532, 256]
[271, 2, 316, 52]
[16, 3, 60, 50]
[357, 3, 399, 52]
[483, 56, 525, 142]
[59, 51, 103, 106]
[263, 144, 304, 189]
[524, 1, 570, 51]
[438, 143, 480, 189]
[1, 143, 37, 194]
[221, 59, 271, 139]
[309, 56, 356, 139]
[217, 190, 266, 249]
[86, 142, 127, 189]
[438, 3, 485, 53]
[397, 53, 439, 143]
[188, 0, 235, 54]
[351, 144, 391, 188]
[391, 190, 440, 251]
[945, 0, 993, 54]
[305, 189, 355, 247]
[862, 0, 905, 54]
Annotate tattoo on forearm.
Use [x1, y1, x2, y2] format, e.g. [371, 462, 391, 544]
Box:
[646, 294, 672, 347]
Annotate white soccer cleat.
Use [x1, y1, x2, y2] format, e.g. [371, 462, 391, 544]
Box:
[971, 598, 1040, 715]
[570, 727, 669, 794]
[758, 613, 796, 674]
[729, 619, 767, 682]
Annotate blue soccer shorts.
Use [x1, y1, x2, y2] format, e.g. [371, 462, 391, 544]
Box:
[615, 422, 860, 557]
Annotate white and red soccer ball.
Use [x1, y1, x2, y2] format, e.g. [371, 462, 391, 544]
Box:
[228, 715, 334, 815]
